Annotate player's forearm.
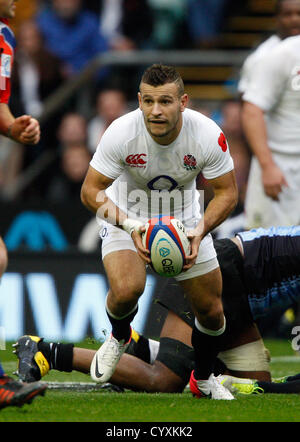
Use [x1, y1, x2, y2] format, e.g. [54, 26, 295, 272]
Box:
[0, 103, 14, 137]
[198, 171, 238, 239]
[200, 189, 237, 239]
[242, 102, 274, 169]
[81, 186, 127, 228]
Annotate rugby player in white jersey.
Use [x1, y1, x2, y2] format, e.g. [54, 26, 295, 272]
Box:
[239, 0, 300, 229]
[238, 0, 300, 97]
[81, 64, 238, 400]
[242, 34, 300, 228]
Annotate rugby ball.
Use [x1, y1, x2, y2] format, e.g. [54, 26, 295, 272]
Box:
[142, 215, 190, 277]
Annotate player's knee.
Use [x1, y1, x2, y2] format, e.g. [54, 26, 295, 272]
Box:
[110, 282, 144, 306]
[196, 302, 224, 329]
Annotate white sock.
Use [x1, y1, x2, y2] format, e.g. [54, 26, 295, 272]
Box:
[148, 339, 160, 364]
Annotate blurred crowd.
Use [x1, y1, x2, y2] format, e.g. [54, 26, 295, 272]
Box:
[0, 0, 249, 207]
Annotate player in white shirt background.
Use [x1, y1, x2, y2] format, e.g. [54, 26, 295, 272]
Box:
[242, 33, 300, 228]
[238, 0, 300, 97]
[81, 64, 238, 400]
[239, 0, 300, 228]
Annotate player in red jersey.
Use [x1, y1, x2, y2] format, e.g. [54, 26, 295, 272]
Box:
[0, 0, 40, 144]
[0, 0, 46, 409]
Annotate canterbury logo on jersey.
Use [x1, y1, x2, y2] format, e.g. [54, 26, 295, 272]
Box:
[125, 153, 147, 167]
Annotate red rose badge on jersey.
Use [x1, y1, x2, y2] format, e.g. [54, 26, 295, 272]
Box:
[183, 154, 197, 171]
[218, 133, 228, 152]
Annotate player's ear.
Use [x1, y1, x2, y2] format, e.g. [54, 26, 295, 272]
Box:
[180, 94, 188, 112]
[138, 92, 142, 110]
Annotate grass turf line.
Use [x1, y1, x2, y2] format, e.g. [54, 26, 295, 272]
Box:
[0, 338, 299, 422]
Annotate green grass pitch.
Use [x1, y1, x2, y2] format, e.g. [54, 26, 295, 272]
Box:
[0, 338, 300, 423]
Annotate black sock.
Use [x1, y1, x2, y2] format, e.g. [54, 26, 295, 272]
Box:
[107, 305, 138, 342]
[38, 341, 74, 372]
[257, 380, 300, 394]
[285, 373, 300, 382]
[192, 325, 224, 380]
[126, 335, 151, 363]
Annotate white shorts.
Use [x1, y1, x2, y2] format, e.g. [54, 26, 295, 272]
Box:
[245, 154, 300, 229]
[99, 221, 218, 281]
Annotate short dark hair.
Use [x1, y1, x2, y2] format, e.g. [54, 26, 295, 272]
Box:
[140, 64, 184, 96]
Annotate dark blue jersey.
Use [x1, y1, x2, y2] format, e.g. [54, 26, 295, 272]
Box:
[237, 226, 300, 320]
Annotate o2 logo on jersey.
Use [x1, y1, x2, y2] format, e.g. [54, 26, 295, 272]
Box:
[125, 153, 147, 168]
[218, 133, 227, 152]
[147, 175, 179, 191]
[183, 154, 197, 171]
[291, 65, 300, 91]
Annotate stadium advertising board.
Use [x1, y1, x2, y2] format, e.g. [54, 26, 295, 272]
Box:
[0, 252, 167, 343]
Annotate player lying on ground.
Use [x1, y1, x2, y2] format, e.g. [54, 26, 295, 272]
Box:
[13, 226, 300, 395]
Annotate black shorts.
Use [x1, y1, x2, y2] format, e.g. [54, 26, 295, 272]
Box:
[154, 238, 253, 335]
[238, 227, 300, 320]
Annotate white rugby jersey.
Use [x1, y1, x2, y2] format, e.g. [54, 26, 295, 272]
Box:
[243, 35, 300, 154]
[90, 108, 234, 228]
[238, 35, 281, 95]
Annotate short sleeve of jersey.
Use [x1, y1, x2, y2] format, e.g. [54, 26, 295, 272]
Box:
[238, 36, 281, 96]
[89, 119, 125, 179]
[238, 56, 253, 95]
[200, 121, 234, 180]
[0, 21, 15, 104]
[243, 46, 288, 111]
[0, 76, 10, 103]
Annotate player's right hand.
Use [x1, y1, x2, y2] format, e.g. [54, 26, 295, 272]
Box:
[10, 115, 41, 145]
[131, 227, 151, 265]
[262, 162, 288, 201]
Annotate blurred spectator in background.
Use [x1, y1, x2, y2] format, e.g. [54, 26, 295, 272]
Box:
[35, 0, 108, 77]
[193, 100, 250, 211]
[147, 0, 189, 49]
[9, 0, 38, 37]
[47, 143, 91, 203]
[11, 20, 64, 119]
[221, 100, 250, 208]
[99, 0, 154, 51]
[87, 89, 128, 153]
[91, 0, 154, 99]
[188, 99, 212, 117]
[56, 112, 87, 150]
[187, 0, 229, 48]
[2, 20, 65, 199]
[46, 112, 89, 203]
